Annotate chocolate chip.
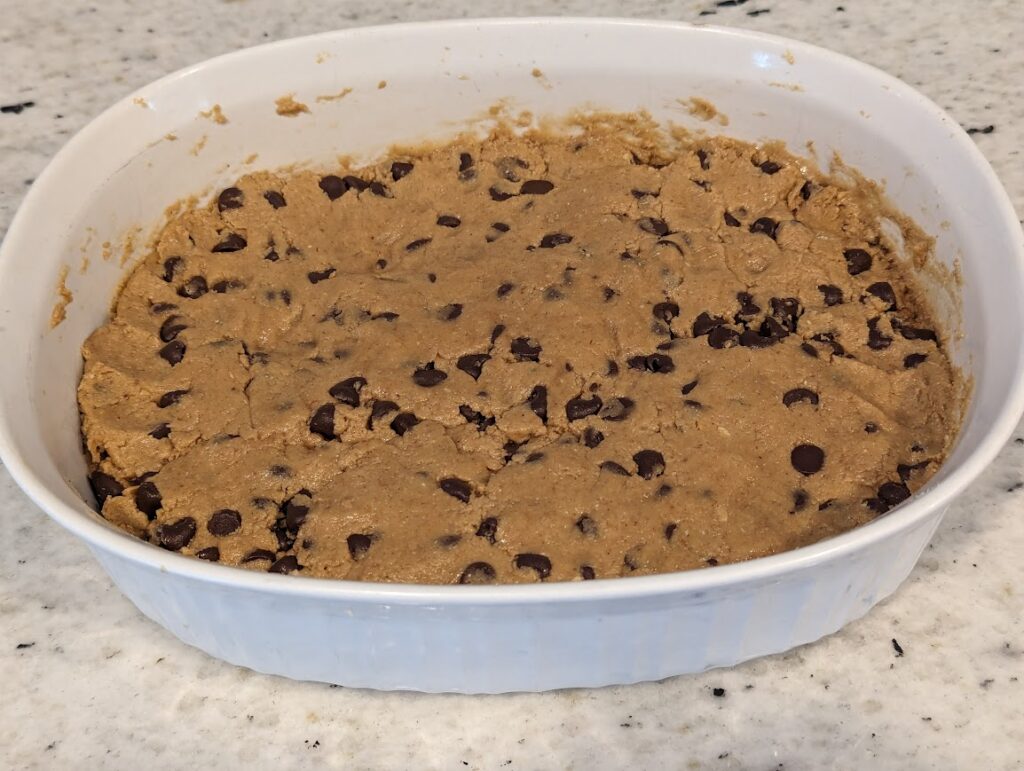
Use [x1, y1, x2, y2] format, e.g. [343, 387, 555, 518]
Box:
[490, 324, 506, 344]
[458, 152, 474, 172]
[708, 326, 739, 349]
[603, 286, 617, 302]
[566, 395, 603, 421]
[207, 508, 241, 536]
[319, 175, 346, 200]
[904, 353, 928, 369]
[574, 515, 599, 537]
[269, 555, 301, 574]
[431, 534, 461, 550]
[514, 553, 551, 579]
[158, 340, 186, 366]
[580, 565, 596, 580]
[308, 267, 336, 284]
[769, 297, 801, 332]
[605, 360, 619, 377]
[217, 187, 244, 211]
[599, 397, 635, 422]
[582, 427, 605, 449]
[406, 237, 432, 251]
[638, 217, 670, 236]
[161, 256, 184, 283]
[511, 337, 542, 362]
[520, 180, 554, 195]
[697, 149, 711, 170]
[897, 460, 930, 482]
[243, 549, 276, 564]
[706, 558, 719, 567]
[878, 481, 911, 508]
[439, 303, 463, 321]
[633, 449, 665, 480]
[800, 181, 813, 200]
[157, 315, 186, 343]
[817, 499, 835, 511]
[177, 276, 208, 299]
[626, 353, 675, 374]
[151, 302, 178, 314]
[865, 422, 879, 434]
[812, 331, 847, 357]
[783, 388, 819, 407]
[693, 312, 727, 337]
[432, 214, 462, 229]
[539, 233, 573, 248]
[283, 496, 311, 532]
[156, 389, 189, 408]
[791, 444, 825, 475]
[843, 248, 872, 275]
[439, 477, 472, 503]
[476, 517, 498, 544]
[867, 317, 893, 350]
[791, 489, 809, 512]
[749, 217, 778, 239]
[456, 353, 490, 380]
[264, 247, 279, 262]
[157, 517, 196, 551]
[527, 385, 548, 423]
[866, 281, 898, 311]
[263, 190, 287, 208]
[801, 342, 819, 358]
[144, 421, 170, 440]
[89, 472, 123, 507]
[196, 547, 220, 561]
[650, 302, 680, 325]
[370, 311, 399, 321]
[723, 211, 742, 228]
[459, 405, 494, 431]
[391, 161, 414, 181]
[368, 181, 389, 197]
[523, 451, 545, 464]
[412, 362, 448, 387]
[497, 282, 514, 298]
[309, 403, 336, 440]
[663, 524, 679, 544]
[818, 284, 843, 306]
[502, 440, 523, 463]
[893, 319, 938, 343]
[347, 533, 373, 561]
[734, 292, 760, 322]
[329, 376, 367, 407]
[212, 233, 247, 253]
[459, 561, 496, 584]
[389, 412, 420, 436]
[758, 160, 781, 175]
[488, 186, 515, 201]
[367, 399, 399, 429]
[599, 460, 631, 476]
[212, 278, 245, 293]
[341, 175, 368, 193]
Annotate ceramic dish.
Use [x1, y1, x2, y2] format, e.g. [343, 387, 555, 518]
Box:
[1, 18, 1022, 693]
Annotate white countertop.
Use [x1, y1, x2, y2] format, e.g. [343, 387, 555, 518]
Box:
[1, 1, 1022, 768]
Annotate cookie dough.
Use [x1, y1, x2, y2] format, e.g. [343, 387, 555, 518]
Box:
[78, 121, 960, 583]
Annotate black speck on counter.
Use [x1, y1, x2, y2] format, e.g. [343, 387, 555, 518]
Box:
[718, 752, 730, 759]
[966, 125, 996, 135]
[747, 8, 771, 16]
[716, 0, 749, 5]
[1, 100, 35, 114]
[836, 4, 846, 10]
[1006, 481, 1023, 492]
[712, 687, 726, 697]
[892, 638, 905, 657]
[16, 642, 35, 649]
[1015, 437, 1024, 445]
[699, 9, 717, 14]
[980, 678, 995, 689]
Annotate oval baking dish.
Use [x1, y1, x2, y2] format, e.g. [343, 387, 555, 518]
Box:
[1, 18, 1022, 693]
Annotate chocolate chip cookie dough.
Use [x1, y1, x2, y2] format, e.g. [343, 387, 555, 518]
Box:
[78, 119, 960, 583]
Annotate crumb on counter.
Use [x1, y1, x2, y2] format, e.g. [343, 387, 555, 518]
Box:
[275, 94, 310, 117]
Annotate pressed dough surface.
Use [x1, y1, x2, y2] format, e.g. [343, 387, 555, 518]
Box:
[78, 122, 959, 583]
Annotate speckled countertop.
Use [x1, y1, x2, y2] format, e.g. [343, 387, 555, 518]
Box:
[1, 1, 1022, 769]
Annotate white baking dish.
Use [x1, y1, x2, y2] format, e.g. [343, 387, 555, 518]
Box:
[1, 18, 1022, 693]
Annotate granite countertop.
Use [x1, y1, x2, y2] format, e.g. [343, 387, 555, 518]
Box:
[1, 1, 1022, 768]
